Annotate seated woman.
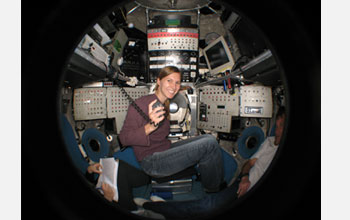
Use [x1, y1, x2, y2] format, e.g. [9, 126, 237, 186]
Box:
[118, 66, 225, 192]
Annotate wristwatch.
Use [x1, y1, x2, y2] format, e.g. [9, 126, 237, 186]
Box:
[150, 121, 159, 127]
[239, 172, 249, 180]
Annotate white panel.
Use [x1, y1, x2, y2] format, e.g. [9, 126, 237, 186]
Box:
[80, 35, 110, 65]
[197, 86, 239, 133]
[106, 87, 149, 133]
[239, 85, 273, 118]
[73, 88, 107, 120]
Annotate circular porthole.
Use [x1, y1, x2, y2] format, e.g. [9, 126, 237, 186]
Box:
[59, 1, 290, 218]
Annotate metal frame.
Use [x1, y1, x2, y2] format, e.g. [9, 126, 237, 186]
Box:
[194, 50, 274, 88]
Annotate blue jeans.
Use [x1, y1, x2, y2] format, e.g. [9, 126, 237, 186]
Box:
[139, 134, 224, 191]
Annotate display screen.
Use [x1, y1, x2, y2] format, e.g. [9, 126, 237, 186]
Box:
[166, 19, 181, 26]
[205, 41, 230, 69]
[244, 106, 263, 114]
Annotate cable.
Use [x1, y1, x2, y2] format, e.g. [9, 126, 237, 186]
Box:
[113, 79, 150, 123]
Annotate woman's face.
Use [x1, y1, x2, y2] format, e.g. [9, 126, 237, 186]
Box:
[156, 72, 181, 102]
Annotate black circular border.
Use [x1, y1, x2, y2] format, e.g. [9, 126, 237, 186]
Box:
[22, 0, 320, 219]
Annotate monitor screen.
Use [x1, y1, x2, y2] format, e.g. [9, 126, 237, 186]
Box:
[203, 36, 235, 76]
[205, 41, 230, 69]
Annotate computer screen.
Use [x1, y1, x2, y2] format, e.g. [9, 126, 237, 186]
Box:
[203, 36, 235, 76]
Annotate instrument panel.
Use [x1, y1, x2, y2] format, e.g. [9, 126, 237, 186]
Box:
[73, 88, 107, 120]
[147, 15, 199, 83]
[197, 86, 239, 133]
[240, 85, 273, 118]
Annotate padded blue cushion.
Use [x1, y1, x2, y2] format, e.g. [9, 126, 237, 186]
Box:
[113, 147, 142, 170]
[237, 126, 265, 159]
[221, 148, 238, 185]
[60, 114, 89, 174]
[81, 128, 109, 162]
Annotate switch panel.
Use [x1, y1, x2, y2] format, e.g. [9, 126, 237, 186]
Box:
[240, 85, 273, 118]
[147, 28, 198, 51]
[73, 87, 149, 134]
[147, 28, 199, 83]
[106, 87, 149, 133]
[197, 86, 239, 133]
[73, 88, 107, 120]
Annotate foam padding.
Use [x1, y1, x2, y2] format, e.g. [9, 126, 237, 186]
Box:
[221, 148, 238, 185]
[238, 126, 265, 159]
[60, 114, 89, 174]
[82, 128, 109, 162]
[113, 147, 142, 170]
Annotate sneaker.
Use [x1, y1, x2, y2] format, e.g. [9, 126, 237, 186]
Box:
[150, 195, 166, 202]
[133, 197, 150, 207]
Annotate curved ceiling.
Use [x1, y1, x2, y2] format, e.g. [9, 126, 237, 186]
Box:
[135, 0, 210, 10]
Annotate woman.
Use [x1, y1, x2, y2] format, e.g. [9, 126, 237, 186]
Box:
[119, 66, 224, 192]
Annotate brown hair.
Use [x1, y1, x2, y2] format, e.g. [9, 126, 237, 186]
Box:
[155, 66, 181, 118]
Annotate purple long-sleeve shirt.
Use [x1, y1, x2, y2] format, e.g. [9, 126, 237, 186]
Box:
[118, 94, 171, 162]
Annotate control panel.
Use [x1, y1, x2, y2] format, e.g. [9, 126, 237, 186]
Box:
[106, 87, 149, 133]
[147, 29, 198, 51]
[120, 39, 148, 82]
[73, 87, 149, 133]
[240, 85, 273, 118]
[197, 86, 239, 133]
[73, 88, 107, 120]
[79, 34, 110, 66]
[147, 15, 199, 83]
